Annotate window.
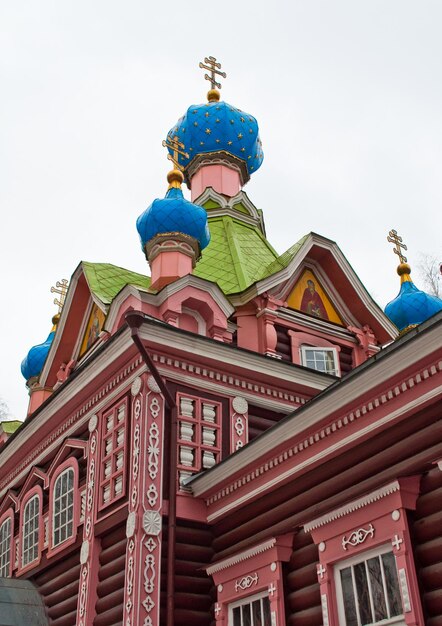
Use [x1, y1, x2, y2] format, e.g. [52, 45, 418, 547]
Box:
[229, 592, 271, 626]
[177, 395, 222, 488]
[99, 397, 128, 510]
[336, 546, 404, 626]
[53, 468, 75, 547]
[301, 346, 339, 376]
[0, 517, 12, 577]
[22, 494, 40, 567]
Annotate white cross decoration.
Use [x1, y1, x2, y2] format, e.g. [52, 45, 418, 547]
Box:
[317, 563, 326, 579]
[268, 582, 276, 597]
[392, 534, 403, 551]
[214, 603, 221, 617]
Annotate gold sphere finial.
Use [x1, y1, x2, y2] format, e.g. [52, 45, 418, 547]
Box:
[52, 313, 61, 326]
[167, 169, 184, 188]
[397, 262, 411, 276]
[207, 88, 220, 102]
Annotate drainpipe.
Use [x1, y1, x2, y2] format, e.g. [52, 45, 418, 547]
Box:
[125, 311, 177, 626]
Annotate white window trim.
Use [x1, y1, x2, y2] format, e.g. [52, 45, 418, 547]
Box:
[52, 467, 75, 548]
[335, 544, 405, 626]
[228, 590, 271, 626]
[300, 345, 340, 376]
[22, 494, 40, 567]
[0, 517, 12, 577]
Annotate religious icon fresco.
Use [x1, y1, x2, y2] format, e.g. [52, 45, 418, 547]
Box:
[287, 269, 343, 325]
[79, 304, 106, 357]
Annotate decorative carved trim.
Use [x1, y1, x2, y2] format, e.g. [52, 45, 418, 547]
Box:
[204, 361, 441, 507]
[398, 568, 412, 612]
[235, 573, 259, 592]
[304, 481, 401, 532]
[0, 358, 143, 492]
[342, 524, 375, 550]
[206, 538, 276, 575]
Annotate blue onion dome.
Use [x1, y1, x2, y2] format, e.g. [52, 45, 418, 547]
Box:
[21, 326, 56, 381]
[136, 169, 210, 255]
[166, 90, 263, 186]
[384, 263, 442, 334]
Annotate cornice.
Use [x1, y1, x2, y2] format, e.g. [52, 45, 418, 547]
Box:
[190, 323, 442, 501]
[304, 481, 401, 532]
[0, 358, 142, 498]
[206, 538, 277, 575]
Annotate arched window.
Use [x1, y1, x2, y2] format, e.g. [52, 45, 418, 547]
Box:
[0, 516, 12, 577]
[52, 467, 75, 547]
[22, 494, 40, 567]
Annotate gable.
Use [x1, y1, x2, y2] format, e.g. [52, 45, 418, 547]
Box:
[287, 268, 343, 325]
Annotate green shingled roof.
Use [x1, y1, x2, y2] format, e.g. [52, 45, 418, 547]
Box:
[82, 225, 307, 303]
[82, 262, 151, 305]
[0, 420, 22, 434]
[194, 216, 280, 294]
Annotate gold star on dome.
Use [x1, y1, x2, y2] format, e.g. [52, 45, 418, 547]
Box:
[230, 119, 234, 124]
[205, 112, 210, 117]
[200, 141, 204, 145]
[238, 133, 243, 139]
[227, 140, 233, 145]
[240, 117, 245, 122]
[205, 128, 212, 134]
[215, 139, 220, 143]
[194, 121, 198, 126]
[241, 147, 245, 152]
[215, 118, 220, 123]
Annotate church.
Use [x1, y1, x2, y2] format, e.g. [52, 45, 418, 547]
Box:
[1, 57, 441, 626]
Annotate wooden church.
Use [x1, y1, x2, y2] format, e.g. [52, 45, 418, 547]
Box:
[1, 57, 442, 626]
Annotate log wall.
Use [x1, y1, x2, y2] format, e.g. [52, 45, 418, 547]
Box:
[412, 467, 442, 626]
[33, 546, 80, 626]
[284, 531, 322, 626]
[93, 523, 126, 626]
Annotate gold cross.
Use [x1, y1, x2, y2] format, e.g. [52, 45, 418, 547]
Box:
[51, 279, 69, 314]
[162, 136, 189, 171]
[387, 229, 408, 264]
[199, 56, 226, 90]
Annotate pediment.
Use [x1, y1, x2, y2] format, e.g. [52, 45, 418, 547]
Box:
[232, 232, 396, 344]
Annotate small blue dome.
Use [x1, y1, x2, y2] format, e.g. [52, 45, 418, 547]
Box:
[167, 100, 263, 177]
[21, 330, 55, 381]
[385, 269, 442, 332]
[136, 185, 210, 251]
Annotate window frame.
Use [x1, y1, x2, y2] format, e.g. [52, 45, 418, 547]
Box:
[98, 396, 129, 512]
[228, 590, 272, 626]
[19, 486, 42, 573]
[176, 393, 223, 491]
[0, 510, 14, 577]
[300, 345, 340, 376]
[334, 544, 405, 626]
[48, 459, 78, 556]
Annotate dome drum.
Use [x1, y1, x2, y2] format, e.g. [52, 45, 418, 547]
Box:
[147, 233, 199, 290]
[184, 151, 249, 189]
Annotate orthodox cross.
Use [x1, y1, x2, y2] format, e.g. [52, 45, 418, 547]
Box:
[51, 279, 69, 314]
[387, 229, 408, 264]
[199, 56, 227, 90]
[162, 135, 189, 171]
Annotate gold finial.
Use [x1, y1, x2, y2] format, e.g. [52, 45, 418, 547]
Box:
[199, 56, 226, 101]
[162, 135, 189, 173]
[387, 229, 408, 264]
[51, 279, 69, 314]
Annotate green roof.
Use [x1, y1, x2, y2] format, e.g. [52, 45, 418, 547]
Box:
[82, 225, 308, 304]
[194, 216, 280, 294]
[0, 420, 22, 434]
[82, 262, 151, 305]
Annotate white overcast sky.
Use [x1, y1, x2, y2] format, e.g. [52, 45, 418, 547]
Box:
[1, 1, 441, 420]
